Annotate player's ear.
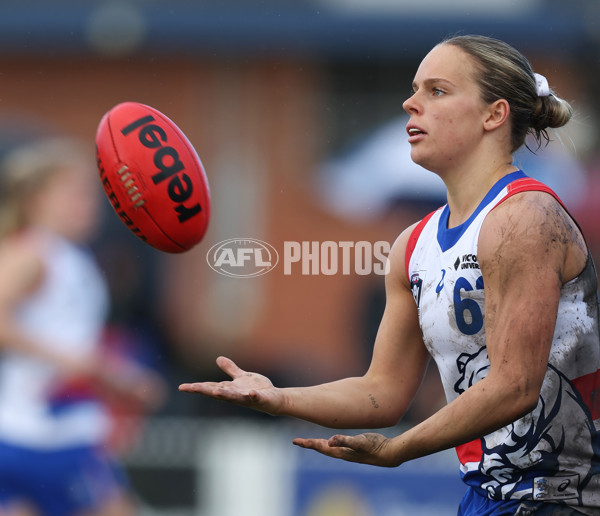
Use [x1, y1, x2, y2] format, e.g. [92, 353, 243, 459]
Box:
[483, 99, 510, 132]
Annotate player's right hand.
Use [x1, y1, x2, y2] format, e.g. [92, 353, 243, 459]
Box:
[178, 356, 284, 415]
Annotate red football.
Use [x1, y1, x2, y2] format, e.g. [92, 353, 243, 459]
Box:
[96, 102, 210, 253]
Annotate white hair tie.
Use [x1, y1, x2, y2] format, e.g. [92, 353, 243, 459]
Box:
[534, 73, 550, 97]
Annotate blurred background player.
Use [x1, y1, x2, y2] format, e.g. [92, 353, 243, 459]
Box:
[0, 138, 165, 516]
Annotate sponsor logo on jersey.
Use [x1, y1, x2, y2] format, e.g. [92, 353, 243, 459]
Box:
[454, 254, 480, 270]
[435, 269, 446, 293]
[533, 474, 579, 501]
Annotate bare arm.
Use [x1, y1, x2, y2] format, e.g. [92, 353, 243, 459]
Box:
[0, 239, 107, 377]
[0, 241, 76, 367]
[0, 238, 166, 408]
[295, 192, 588, 466]
[180, 224, 431, 429]
[279, 230, 431, 428]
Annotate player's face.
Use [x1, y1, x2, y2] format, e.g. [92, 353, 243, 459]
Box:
[402, 44, 491, 175]
[33, 164, 101, 243]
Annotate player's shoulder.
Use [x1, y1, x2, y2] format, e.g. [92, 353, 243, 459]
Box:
[390, 220, 424, 259]
[485, 188, 568, 232]
[387, 218, 432, 287]
[480, 189, 573, 259]
[393, 220, 421, 249]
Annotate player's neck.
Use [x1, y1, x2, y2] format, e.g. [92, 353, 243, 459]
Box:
[444, 160, 517, 228]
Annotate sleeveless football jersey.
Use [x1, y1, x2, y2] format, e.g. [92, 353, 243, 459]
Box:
[0, 229, 110, 448]
[406, 170, 600, 513]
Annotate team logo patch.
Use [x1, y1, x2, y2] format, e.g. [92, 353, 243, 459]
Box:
[533, 474, 579, 501]
[410, 273, 423, 308]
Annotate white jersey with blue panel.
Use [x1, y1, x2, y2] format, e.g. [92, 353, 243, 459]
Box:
[406, 170, 600, 514]
[0, 229, 111, 449]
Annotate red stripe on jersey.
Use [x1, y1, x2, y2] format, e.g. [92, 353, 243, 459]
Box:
[572, 369, 600, 421]
[496, 177, 567, 211]
[47, 376, 97, 404]
[405, 210, 437, 280]
[494, 175, 590, 255]
[456, 438, 484, 465]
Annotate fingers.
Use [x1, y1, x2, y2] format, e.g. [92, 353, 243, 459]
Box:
[293, 434, 357, 449]
[177, 380, 263, 406]
[293, 437, 340, 454]
[178, 356, 243, 392]
[178, 381, 220, 393]
[177, 381, 243, 403]
[216, 356, 246, 379]
[292, 436, 353, 453]
[293, 436, 364, 465]
[177, 357, 272, 409]
[328, 434, 354, 448]
[293, 433, 396, 467]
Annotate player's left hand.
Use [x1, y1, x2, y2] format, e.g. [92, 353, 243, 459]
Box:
[293, 432, 401, 468]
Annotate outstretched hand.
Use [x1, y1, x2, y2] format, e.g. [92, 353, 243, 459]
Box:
[293, 432, 401, 468]
[178, 356, 285, 415]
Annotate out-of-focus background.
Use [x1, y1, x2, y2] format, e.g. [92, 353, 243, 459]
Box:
[1, 1, 599, 514]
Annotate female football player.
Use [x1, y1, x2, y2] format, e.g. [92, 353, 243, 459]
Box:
[0, 139, 164, 516]
[181, 35, 599, 515]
